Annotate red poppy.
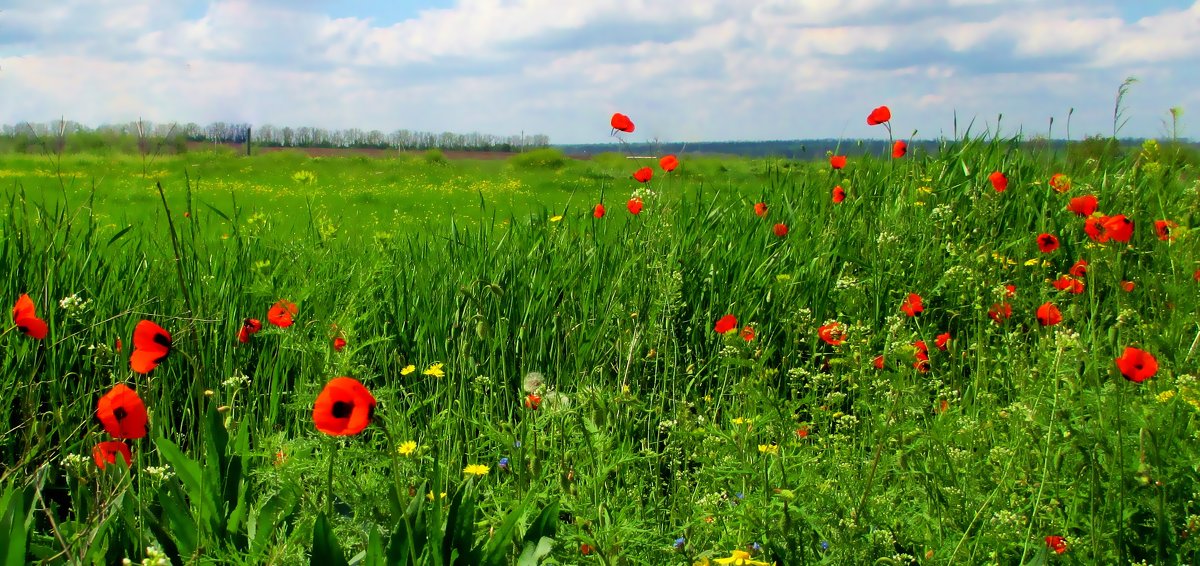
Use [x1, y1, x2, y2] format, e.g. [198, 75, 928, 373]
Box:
[96, 383, 148, 439]
[754, 202, 768, 217]
[1048, 174, 1070, 193]
[1036, 302, 1062, 326]
[626, 197, 643, 215]
[817, 322, 845, 346]
[580, 544, 592, 556]
[832, 186, 846, 204]
[610, 113, 634, 133]
[130, 320, 171, 374]
[1051, 275, 1084, 294]
[238, 318, 262, 344]
[633, 167, 653, 183]
[1194, 269, 1199, 282]
[93, 441, 132, 470]
[1120, 280, 1135, 292]
[1103, 214, 1133, 243]
[988, 302, 1012, 323]
[795, 426, 810, 439]
[1115, 347, 1157, 383]
[268, 300, 298, 328]
[900, 293, 924, 317]
[914, 340, 929, 354]
[1154, 219, 1177, 242]
[773, 223, 788, 237]
[714, 314, 737, 334]
[524, 394, 542, 410]
[593, 203, 606, 218]
[11, 294, 48, 340]
[312, 377, 377, 436]
[935, 332, 951, 351]
[1044, 535, 1067, 554]
[892, 140, 907, 158]
[333, 336, 347, 351]
[659, 154, 678, 172]
[1036, 233, 1059, 253]
[1068, 259, 1088, 278]
[829, 155, 847, 170]
[867, 105, 891, 125]
[913, 352, 930, 373]
[1067, 195, 1098, 217]
[873, 355, 885, 370]
[1005, 284, 1016, 297]
[988, 171, 1008, 192]
[740, 326, 755, 342]
[1084, 215, 1109, 243]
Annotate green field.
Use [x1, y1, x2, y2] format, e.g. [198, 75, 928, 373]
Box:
[2, 137, 1199, 565]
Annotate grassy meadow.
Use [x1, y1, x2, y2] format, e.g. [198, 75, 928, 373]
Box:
[2, 130, 1200, 565]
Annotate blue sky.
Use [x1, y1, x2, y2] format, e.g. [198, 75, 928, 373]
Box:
[2, 0, 1198, 143]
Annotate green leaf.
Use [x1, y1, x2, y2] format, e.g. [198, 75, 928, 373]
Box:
[311, 512, 350, 566]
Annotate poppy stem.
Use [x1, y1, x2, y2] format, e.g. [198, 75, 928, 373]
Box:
[325, 440, 336, 518]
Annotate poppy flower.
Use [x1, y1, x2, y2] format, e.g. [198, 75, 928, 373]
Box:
[1114, 347, 1157, 383]
[610, 113, 634, 133]
[817, 322, 845, 346]
[1084, 215, 1109, 243]
[627, 197, 643, 215]
[913, 350, 930, 373]
[1036, 302, 1062, 326]
[1005, 284, 1016, 297]
[832, 186, 846, 204]
[740, 326, 755, 342]
[524, 394, 541, 410]
[1103, 215, 1133, 242]
[1045, 536, 1067, 554]
[772, 223, 788, 237]
[633, 167, 653, 183]
[268, 300, 298, 328]
[333, 336, 347, 351]
[593, 203, 606, 218]
[312, 377, 377, 436]
[1120, 280, 1135, 292]
[1036, 233, 1059, 253]
[714, 314, 737, 334]
[238, 318, 262, 344]
[1194, 269, 1199, 282]
[892, 140, 907, 158]
[988, 171, 1008, 192]
[988, 302, 1012, 323]
[1067, 195, 1098, 217]
[829, 155, 847, 170]
[659, 154, 678, 172]
[130, 320, 171, 374]
[754, 202, 768, 217]
[1049, 174, 1070, 193]
[11, 294, 48, 340]
[873, 355, 885, 370]
[1069, 259, 1088, 277]
[867, 105, 891, 125]
[935, 332, 951, 351]
[1154, 219, 1177, 242]
[900, 293, 924, 317]
[93, 441, 132, 470]
[1051, 275, 1084, 294]
[97, 383, 148, 439]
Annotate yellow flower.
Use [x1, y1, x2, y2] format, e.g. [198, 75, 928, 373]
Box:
[1023, 258, 1040, 267]
[714, 550, 771, 565]
[398, 441, 417, 456]
[758, 444, 779, 455]
[464, 464, 489, 476]
[427, 491, 447, 501]
[1157, 390, 1176, 403]
[549, 215, 563, 222]
[423, 363, 444, 378]
[731, 417, 750, 425]
[400, 364, 416, 376]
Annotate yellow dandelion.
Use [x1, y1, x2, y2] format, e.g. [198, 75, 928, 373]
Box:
[714, 550, 771, 565]
[423, 363, 445, 378]
[731, 417, 750, 425]
[758, 444, 779, 455]
[549, 215, 563, 222]
[398, 441, 417, 456]
[400, 364, 416, 376]
[1023, 258, 1041, 267]
[464, 464, 489, 477]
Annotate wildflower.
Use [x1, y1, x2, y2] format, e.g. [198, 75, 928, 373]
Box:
[400, 364, 416, 376]
[892, 140, 907, 158]
[867, 105, 891, 125]
[1067, 195, 1098, 217]
[796, 426, 810, 439]
[757, 444, 779, 455]
[713, 550, 770, 565]
[832, 185, 846, 204]
[1115, 347, 1157, 383]
[333, 337, 347, 351]
[593, 203, 606, 218]
[900, 293, 924, 317]
[498, 457, 509, 471]
[423, 363, 445, 378]
[464, 464, 490, 476]
[1049, 173, 1070, 193]
[1037, 233, 1059, 253]
[829, 155, 847, 170]
[818, 322, 845, 346]
[97, 384, 148, 439]
[427, 491, 447, 501]
[312, 377, 376, 436]
[522, 372, 544, 393]
[988, 302, 1013, 324]
[1154, 219, 1177, 242]
[753, 202, 768, 217]
[740, 326, 755, 342]
[1045, 535, 1067, 554]
[731, 417, 749, 425]
[267, 300, 298, 328]
[1036, 302, 1062, 326]
[524, 393, 542, 410]
[988, 171, 1008, 192]
[627, 197, 644, 215]
[714, 314, 738, 335]
[549, 215, 563, 222]
[935, 332, 951, 351]
[58, 293, 90, 314]
[238, 318, 262, 343]
[1069, 259, 1088, 277]
[11, 294, 48, 340]
[772, 223, 788, 237]
[1103, 214, 1134, 242]
[913, 340, 930, 373]
[1120, 280, 1135, 292]
[610, 113, 635, 133]
[398, 441, 417, 456]
[660, 154, 679, 172]
[130, 320, 171, 374]
[1051, 275, 1084, 294]
[93, 441, 132, 470]
[873, 355, 885, 370]
[580, 543, 592, 555]
[633, 167, 653, 183]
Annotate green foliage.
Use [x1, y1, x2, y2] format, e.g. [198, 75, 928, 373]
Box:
[508, 148, 569, 170]
[424, 148, 449, 166]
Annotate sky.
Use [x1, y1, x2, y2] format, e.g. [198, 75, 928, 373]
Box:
[1, 0, 1198, 144]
